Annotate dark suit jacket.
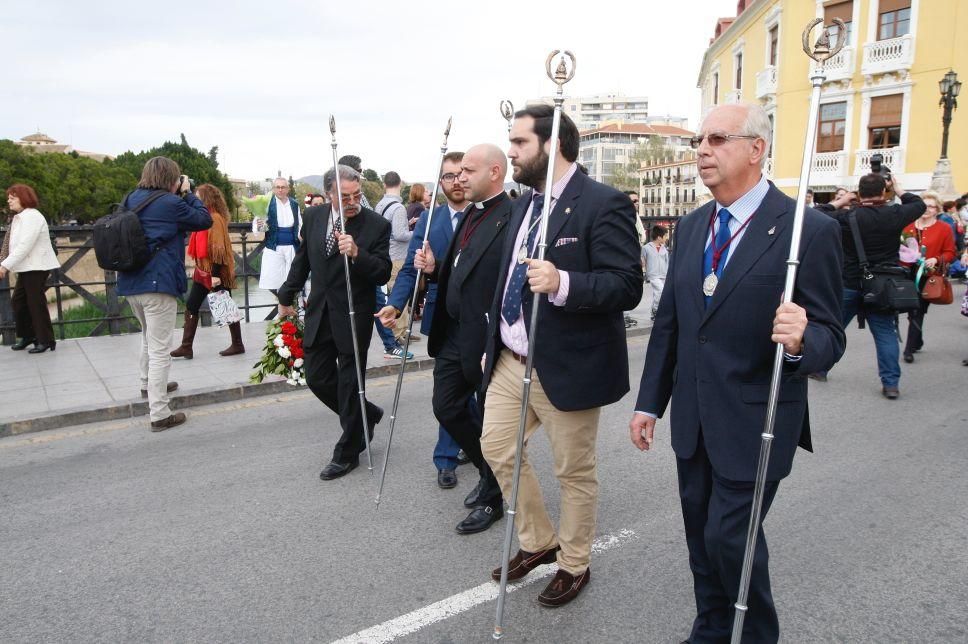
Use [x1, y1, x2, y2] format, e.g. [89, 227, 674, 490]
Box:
[635, 183, 846, 482]
[482, 170, 644, 411]
[277, 205, 391, 353]
[428, 193, 514, 385]
[387, 203, 456, 336]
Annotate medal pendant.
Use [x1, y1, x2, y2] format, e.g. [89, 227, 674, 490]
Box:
[517, 245, 528, 264]
[453, 250, 460, 268]
[702, 273, 718, 297]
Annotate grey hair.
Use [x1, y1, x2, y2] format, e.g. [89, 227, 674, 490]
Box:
[323, 164, 362, 193]
[741, 103, 773, 167]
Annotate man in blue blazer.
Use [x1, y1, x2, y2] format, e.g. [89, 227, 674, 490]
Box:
[376, 151, 472, 489]
[629, 104, 846, 643]
[480, 106, 643, 607]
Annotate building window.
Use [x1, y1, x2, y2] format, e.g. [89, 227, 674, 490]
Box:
[817, 101, 847, 152]
[824, 1, 853, 48]
[692, 189, 696, 202]
[734, 52, 743, 89]
[768, 26, 779, 66]
[713, 72, 719, 104]
[878, 0, 911, 40]
[868, 93, 902, 148]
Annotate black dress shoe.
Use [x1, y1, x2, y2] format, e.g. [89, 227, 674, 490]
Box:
[320, 459, 359, 480]
[903, 352, 914, 363]
[464, 477, 485, 508]
[456, 449, 471, 466]
[11, 337, 35, 351]
[437, 468, 458, 489]
[455, 504, 503, 535]
[28, 342, 55, 354]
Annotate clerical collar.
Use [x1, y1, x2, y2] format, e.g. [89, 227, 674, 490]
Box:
[473, 191, 507, 210]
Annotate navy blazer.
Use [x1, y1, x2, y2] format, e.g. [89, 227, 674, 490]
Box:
[482, 170, 643, 411]
[387, 203, 456, 336]
[265, 197, 301, 251]
[635, 183, 846, 482]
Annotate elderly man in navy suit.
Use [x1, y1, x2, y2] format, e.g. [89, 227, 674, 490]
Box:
[480, 106, 643, 608]
[629, 103, 845, 643]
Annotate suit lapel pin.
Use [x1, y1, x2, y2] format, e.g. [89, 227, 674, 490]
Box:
[767, 226, 776, 236]
[565, 207, 572, 215]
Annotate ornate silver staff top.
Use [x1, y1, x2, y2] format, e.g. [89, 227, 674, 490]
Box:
[500, 100, 514, 132]
[802, 17, 846, 63]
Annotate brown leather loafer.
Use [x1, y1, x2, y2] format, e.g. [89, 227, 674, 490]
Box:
[537, 567, 590, 607]
[141, 382, 179, 398]
[150, 412, 187, 432]
[491, 546, 559, 582]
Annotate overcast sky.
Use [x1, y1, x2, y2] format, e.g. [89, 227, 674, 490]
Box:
[3, 0, 736, 184]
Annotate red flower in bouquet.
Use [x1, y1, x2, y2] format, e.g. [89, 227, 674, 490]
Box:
[281, 321, 297, 335]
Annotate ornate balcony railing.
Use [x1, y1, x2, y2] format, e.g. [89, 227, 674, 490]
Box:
[855, 147, 904, 175]
[756, 66, 778, 99]
[0, 223, 274, 345]
[811, 151, 847, 177]
[812, 46, 854, 83]
[862, 35, 914, 76]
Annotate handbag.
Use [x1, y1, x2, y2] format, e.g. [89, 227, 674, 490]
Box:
[206, 289, 242, 327]
[847, 212, 920, 313]
[192, 266, 212, 290]
[921, 269, 953, 305]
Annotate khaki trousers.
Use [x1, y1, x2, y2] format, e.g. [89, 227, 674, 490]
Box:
[482, 351, 601, 575]
[127, 293, 177, 422]
[388, 260, 410, 342]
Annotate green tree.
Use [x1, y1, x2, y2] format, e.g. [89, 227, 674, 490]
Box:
[362, 168, 380, 183]
[362, 180, 384, 207]
[110, 139, 238, 215]
[610, 136, 673, 193]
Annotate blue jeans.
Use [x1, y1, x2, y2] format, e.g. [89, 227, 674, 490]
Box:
[433, 395, 478, 471]
[374, 286, 398, 352]
[841, 288, 900, 388]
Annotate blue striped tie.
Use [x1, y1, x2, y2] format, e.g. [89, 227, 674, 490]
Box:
[703, 207, 732, 306]
[501, 193, 544, 325]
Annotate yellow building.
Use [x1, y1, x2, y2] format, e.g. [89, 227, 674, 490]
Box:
[697, 0, 968, 201]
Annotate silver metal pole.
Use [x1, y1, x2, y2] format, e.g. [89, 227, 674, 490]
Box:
[493, 51, 576, 641]
[329, 115, 373, 472]
[375, 117, 453, 506]
[729, 19, 844, 644]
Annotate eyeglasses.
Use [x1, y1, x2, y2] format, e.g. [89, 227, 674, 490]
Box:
[338, 192, 362, 204]
[689, 133, 759, 149]
[440, 173, 460, 183]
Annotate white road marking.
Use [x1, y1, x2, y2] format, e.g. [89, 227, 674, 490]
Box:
[330, 529, 638, 644]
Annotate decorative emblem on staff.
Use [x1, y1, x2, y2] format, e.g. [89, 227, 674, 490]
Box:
[500, 100, 514, 133]
[375, 116, 453, 506]
[328, 114, 374, 472]
[729, 19, 844, 644]
[492, 50, 575, 641]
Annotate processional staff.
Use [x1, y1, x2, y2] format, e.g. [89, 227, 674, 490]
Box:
[375, 117, 453, 506]
[729, 18, 845, 644]
[492, 50, 575, 641]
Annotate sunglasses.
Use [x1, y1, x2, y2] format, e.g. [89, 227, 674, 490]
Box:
[689, 133, 759, 149]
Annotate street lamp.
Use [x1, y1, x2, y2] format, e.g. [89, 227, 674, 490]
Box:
[938, 69, 961, 159]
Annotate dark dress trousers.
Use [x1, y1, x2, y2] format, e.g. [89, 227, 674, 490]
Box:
[278, 204, 392, 464]
[427, 192, 513, 504]
[481, 170, 644, 411]
[635, 184, 846, 642]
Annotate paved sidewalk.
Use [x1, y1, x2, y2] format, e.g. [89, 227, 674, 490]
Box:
[0, 293, 656, 436]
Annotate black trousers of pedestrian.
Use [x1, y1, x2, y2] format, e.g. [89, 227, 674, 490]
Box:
[12, 270, 54, 344]
[677, 433, 780, 644]
[303, 315, 381, 465]
[904, 298, 930, 354]
[431, 323, 502, 507]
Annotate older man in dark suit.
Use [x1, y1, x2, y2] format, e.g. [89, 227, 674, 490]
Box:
[480, 106, 643, 607]
[629, 103, 846, 643]
[278, 165, 391, 481]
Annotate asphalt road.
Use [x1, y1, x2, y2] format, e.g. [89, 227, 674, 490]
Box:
[2, 304, 966, 643]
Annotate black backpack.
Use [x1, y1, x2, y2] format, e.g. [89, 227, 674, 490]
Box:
[93, 191, 169, 271]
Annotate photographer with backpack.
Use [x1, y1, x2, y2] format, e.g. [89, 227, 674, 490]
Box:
[815, 173, 924, 399]
[115, 156, 211, 431]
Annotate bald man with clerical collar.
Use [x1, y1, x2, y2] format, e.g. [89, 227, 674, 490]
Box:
[404, 143, 514, 535]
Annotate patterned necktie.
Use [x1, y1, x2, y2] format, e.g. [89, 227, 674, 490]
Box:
[501, 193, 545, 325]
[326, 211, 342, 256]
[702, 207, 733, 305]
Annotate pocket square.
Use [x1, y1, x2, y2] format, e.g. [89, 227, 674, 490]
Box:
[555, 237, 579, 248]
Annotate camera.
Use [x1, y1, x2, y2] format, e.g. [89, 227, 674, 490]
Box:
[869, 153, 891, 181]
[178, 175, 196, 195]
